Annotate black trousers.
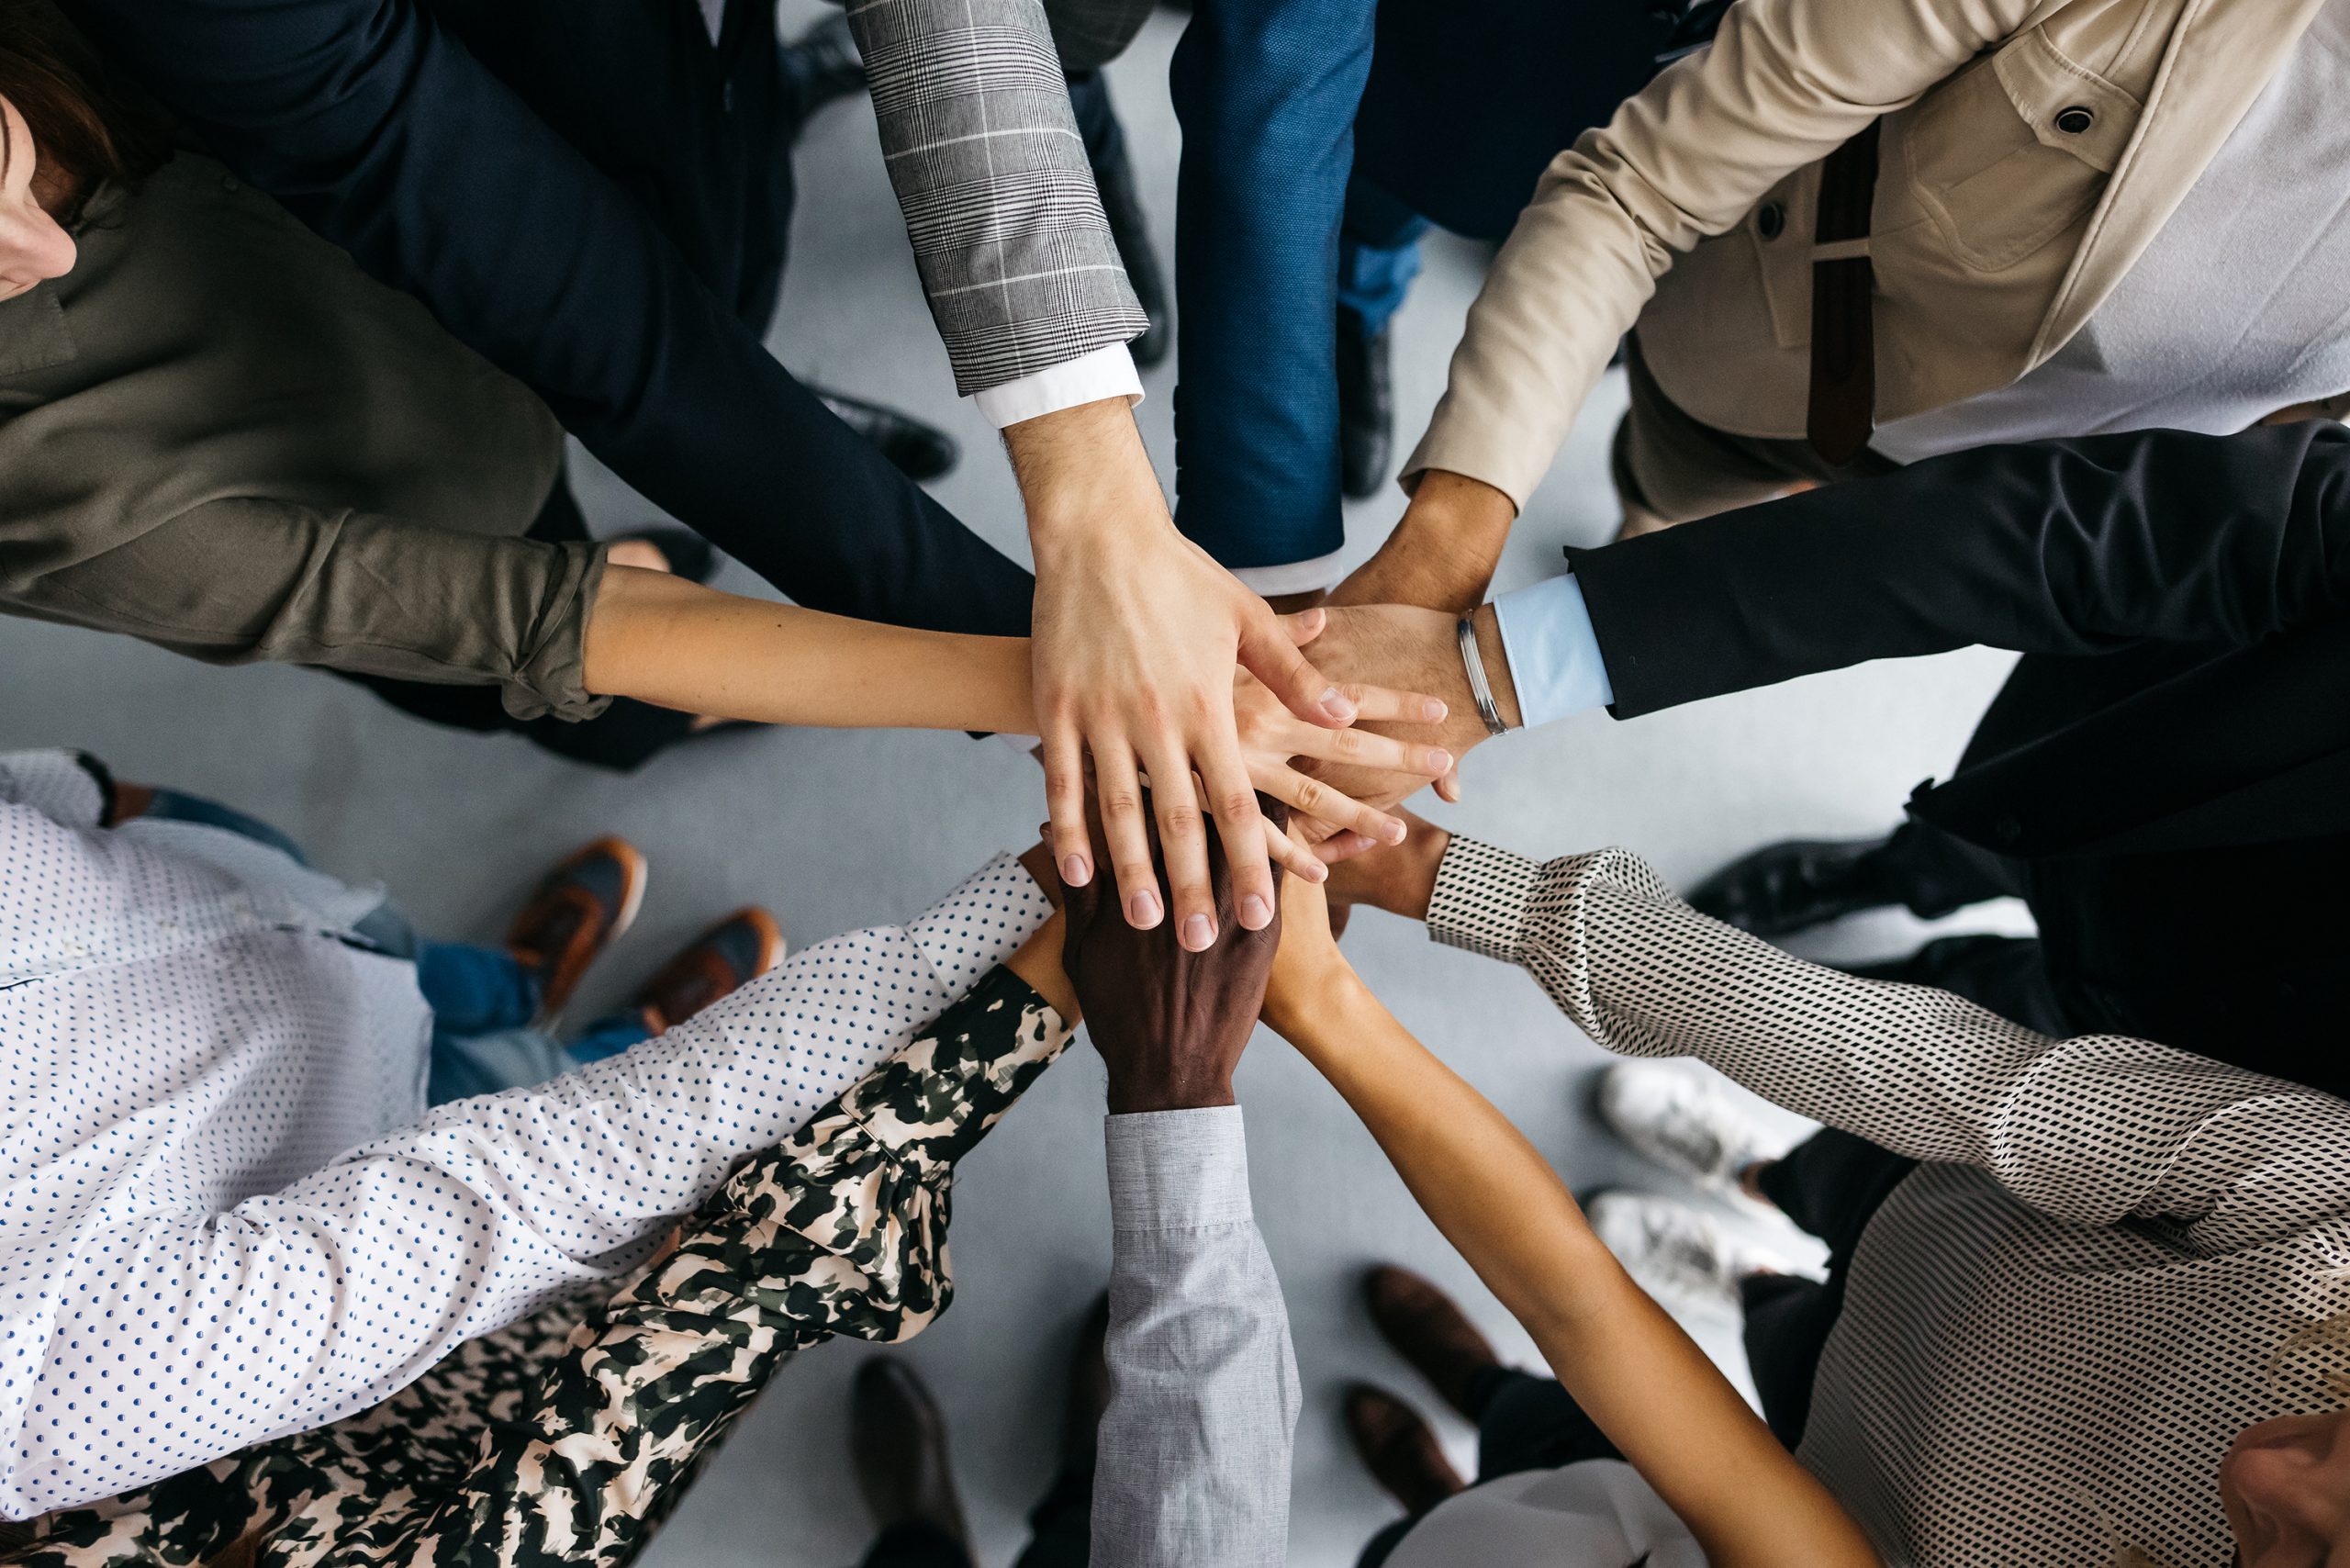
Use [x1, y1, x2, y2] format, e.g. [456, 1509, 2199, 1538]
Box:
[1356, 1128, 1914, 1567]
[1860, 804, 2350, 1097]
[858, 1463, 1093, 1568]
[350, 0, 1035, 764]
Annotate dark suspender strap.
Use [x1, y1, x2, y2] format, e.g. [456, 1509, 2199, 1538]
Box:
[1807, 120, 1882, 465]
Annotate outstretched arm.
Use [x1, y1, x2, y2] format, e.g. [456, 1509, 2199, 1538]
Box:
[1061, 804, 1301, 1568]
[583, 570, 1453, 873]
[1260, 877, 1882, 1568]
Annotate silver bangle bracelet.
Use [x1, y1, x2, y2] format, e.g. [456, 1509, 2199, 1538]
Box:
[1457, 616, 1510, 737]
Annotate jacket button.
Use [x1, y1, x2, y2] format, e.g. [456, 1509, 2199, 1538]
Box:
[1755, 200, 1786, 241]
[2054, 105, 2095, 134]
[1993, 813, 2023, 846]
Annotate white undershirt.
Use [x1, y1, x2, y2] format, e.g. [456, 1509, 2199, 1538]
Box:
[1872, 0, 2350, 463]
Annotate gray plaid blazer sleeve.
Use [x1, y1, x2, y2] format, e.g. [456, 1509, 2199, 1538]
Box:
[845, 0, 1152, 395]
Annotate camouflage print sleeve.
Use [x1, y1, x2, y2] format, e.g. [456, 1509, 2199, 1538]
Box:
[6, 965, 1071, 1568]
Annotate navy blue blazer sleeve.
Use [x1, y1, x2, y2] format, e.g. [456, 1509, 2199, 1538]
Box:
[64, 0, 1035, 638]
[1567, 424, 2350, 718]
[1166, 0, 1378, 576]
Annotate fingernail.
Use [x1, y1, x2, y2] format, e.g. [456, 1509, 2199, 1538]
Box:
[1304, 859, 1330, 882]
[1127, 890, 1162, 927]
[1383, 819, 1407, 845]
[1239, 894, 1272, 928]
[1423, 699, 1449, 722]
[1061, 856, 1091, 887]
[1319, 687, 1358, 722]
[1183, 913, 1216, 950]
[1426, 749, 1454, 773]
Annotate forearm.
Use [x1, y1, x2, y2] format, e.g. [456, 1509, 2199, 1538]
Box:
[1332, 470, 1517, 612]
[1281, 977, 1876, 1568]
[1570, 423, 2350, 718]
[583, 566, 1035, 733]
[1094, 1108, 1297, 1568]
[1165, 0, 1377, 571]
[1427, 838, 2350, 1233]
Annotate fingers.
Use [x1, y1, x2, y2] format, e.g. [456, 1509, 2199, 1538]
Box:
[1139, 736, 1220, 951]
[1435, 765, 1463, 804]
[1259, 765, 1412, 846]
[1315, 828, 1385, 864]
[1327, 684, 1448, 726]
[1262, 817, 1332, 883]
[1196, 735, 1278, 933]
[1281, 718, 1453, 782]
[1042, 722, 1095, 891]
[1279, 606, 1329, 647]
[1092, 745, 1165, 933]
[1239, 600, 1355, 728]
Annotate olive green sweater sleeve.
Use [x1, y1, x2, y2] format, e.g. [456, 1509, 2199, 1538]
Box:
[3, 498, 610, 722]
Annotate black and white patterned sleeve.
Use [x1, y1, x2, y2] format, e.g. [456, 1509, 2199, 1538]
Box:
[1428, 837, 2350, 1249]
[845, 0, 1148, 394]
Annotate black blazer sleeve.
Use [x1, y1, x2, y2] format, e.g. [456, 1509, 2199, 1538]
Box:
[63, 0, 1035, 639]
[1568, 423, 2350, 718]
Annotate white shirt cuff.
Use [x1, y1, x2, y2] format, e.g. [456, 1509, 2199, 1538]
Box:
[971, 343, 1145, 429]
[1227, 547, 1350, 598]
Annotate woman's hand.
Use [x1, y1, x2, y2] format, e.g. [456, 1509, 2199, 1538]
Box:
[1261, 869, 1359, 1046]
[1235, 610, 1454, 857]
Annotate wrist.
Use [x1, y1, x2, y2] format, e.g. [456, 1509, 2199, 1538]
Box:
[1006, 400, 1169, 550]
[1345, 472, 1515, 611]
[1465, 604, 1523, 732]
[1105, 1069, 1238, 1115]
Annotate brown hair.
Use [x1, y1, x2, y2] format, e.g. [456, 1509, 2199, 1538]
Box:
[0, 0, 172, 224]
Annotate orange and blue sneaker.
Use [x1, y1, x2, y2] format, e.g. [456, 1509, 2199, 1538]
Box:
[628, 907, 786, 1035]
[505, 835, 649, 1024]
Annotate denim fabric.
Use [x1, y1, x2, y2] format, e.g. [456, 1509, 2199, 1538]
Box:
[1336, 175, 1429, 334]
[413, 943, 652, 1104]
[143, 790, 312, 866]
[1167, 0, 1380, 571]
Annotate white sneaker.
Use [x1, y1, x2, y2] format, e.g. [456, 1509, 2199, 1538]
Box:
[1586, 1192, 1797, 1312]
[1595, 1061, 1776, 1195]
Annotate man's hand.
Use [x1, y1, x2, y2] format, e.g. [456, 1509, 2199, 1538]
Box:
[1329, 471, 1517, 612]
[1061, 795, 1287, 1114]
[1292, 603, 1522, 820]
[1010, 398, 1353, 952]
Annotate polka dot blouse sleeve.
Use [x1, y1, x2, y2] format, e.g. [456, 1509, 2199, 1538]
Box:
[1427, 837, 2350, 1249]
[0, 854, 1053, 1518]
[0, 751, 107, 829]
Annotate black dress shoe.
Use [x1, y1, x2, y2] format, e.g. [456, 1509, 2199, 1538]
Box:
[1685, 836, 1897, 938]
[1092, 143, 1171, 368]
[1337, 312, 1393, 499]
[778, 10, 867, 136]
[851, 1360, 973, 1551]
[813, 386, 961, 483]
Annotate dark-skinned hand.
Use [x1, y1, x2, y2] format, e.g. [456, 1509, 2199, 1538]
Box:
[1061, 791, 1288, 1114]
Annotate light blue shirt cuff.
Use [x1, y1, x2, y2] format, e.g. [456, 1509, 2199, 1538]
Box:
[1490, 573, 1615, 729]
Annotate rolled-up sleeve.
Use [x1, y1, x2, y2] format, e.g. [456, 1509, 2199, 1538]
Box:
[10, 497, 609, 721]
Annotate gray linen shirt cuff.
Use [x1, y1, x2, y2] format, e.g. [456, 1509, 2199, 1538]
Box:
[1105, 1106, 1254, 1231]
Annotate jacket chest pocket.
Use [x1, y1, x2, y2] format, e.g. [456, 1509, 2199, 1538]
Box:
[1896, 26, 2143, 274]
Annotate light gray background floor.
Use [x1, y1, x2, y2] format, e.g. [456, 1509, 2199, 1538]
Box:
[0, 10, 2031, 1562]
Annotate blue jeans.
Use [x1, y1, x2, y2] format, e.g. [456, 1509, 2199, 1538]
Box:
[413, 944, 652, 1105]
[139, 791, 652, 1105]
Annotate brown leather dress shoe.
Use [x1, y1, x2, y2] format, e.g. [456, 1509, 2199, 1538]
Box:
[629, 907, 785, 1034]
[1345, 1383, 1466, 1514]
[1364, 1264, 1503, 1419]
[851, 1359, 973, 1551]
[505, 836, 648, 1022]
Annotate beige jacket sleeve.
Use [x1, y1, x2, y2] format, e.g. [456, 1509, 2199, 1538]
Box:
[1404, 0, 2047, 508]
[6, 498, 610, 722]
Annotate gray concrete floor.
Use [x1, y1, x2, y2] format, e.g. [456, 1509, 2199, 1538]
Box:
[0, 10, 2031, 1562]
